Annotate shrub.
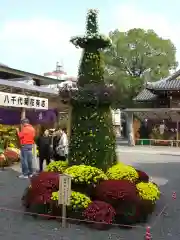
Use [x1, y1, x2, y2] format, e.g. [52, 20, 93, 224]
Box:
[45, 161, 68, 173]
[51, 191, 91, 211]
[115, 202, 141, 224]
[25, 172, 59, 205]
[106, 164, 139, 182]
[83, 201, 116, 225]
[68, 8, 116, 171]
[95, 180, 139, 207]
[136, 182, 160, 202]
[136, 169, 149, 183]
[65, 165, 107, 185]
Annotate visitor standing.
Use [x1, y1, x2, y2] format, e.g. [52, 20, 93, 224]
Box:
[53, 129, 62, 161]
[17, 118, 35, 179]
[56, 128, 68, 161]
[36, 129, 51, 172]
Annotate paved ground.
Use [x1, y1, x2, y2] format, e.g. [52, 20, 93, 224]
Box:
[117, 145, 180, 156]
[0, 152, 179, 239]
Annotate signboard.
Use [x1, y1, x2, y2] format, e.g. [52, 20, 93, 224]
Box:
[0, 92, 48, 110]
[58, 174, 71, 206]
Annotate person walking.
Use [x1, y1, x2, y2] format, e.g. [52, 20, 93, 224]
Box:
[56, 128, 68, 161]
[36, 129, 51, 172]
[16, 118, 35, 178]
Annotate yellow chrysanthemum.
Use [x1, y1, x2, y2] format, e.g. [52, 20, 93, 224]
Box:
[45, 161, 68, 173]
[64, 165, 107, 185]
[106, 163, 138, 182]
[51, 191, 91, 210]
[136, 182, 160, 202]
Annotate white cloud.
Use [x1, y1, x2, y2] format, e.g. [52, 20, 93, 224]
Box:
[114, 4, 174, 39]
[0, 4, 179, 78]
[0, 18, 82, 76]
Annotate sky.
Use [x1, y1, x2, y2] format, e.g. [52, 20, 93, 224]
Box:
[0, 0, 180, 78]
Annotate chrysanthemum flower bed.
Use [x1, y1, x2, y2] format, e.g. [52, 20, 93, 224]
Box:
[22, 161, 161, 230]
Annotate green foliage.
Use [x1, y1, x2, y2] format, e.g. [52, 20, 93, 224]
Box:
[106, 163, 139, 182]
[136, 182, 160, 202]
[64, 165, 107, 185]
[69, 106, 116, 169]
[51, 191, 91, 210]
[69, 9, 117, 169]
[103, 28, 178, 107]
[45, 161, 68, 173]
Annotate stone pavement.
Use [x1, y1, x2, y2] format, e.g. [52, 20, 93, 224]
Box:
[0, 153, 180, 239]
[117, 145, 180, 156]
[11, 145, 180, 174]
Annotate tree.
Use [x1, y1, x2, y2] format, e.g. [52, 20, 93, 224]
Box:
[67, 9, 117, 170]
[103, 28, 178, 107]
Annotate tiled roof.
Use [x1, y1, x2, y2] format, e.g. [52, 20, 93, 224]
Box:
[133, 89, 157, 102]
[134, 69, 180, 102]
[146, 78, 180, 91]
[146, 69, 180, 91]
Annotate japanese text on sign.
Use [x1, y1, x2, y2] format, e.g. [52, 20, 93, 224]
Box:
[58, 174, 71, 206]
[0, 92, 48, 109]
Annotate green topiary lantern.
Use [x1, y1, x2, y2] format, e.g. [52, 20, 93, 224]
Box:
[66, 9, 117, 170]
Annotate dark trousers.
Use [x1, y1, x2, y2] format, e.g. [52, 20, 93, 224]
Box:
[54, 154, 67, 161]
[59, 155, 67, 161]
[39, 155, 50, 172]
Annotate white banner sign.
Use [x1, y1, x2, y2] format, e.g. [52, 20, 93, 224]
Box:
[58, 174, 71, 206]
[0, 92, 48, 110]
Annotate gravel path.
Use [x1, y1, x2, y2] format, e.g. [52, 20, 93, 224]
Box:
[0, 154, 179, 239]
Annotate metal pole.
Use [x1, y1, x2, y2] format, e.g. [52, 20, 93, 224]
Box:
[62, 204, 66, 228]
[176, 121, 179, 147]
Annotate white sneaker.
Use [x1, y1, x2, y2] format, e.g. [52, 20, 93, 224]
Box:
[29, 174, 33, 178]
[18, 175, 28, 179]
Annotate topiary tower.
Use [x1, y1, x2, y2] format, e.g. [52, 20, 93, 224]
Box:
[67, 9, 117, 170]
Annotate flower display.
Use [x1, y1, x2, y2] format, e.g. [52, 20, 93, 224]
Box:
[106, 163, 139, 182]
[4, 147, 20, 162]
[0, 153, 9, 167]
[21, 7, 161, 230]
[51, 191, 91, 210]
[136, 182, 160, 202]
[95, 180, 139, 206]
[25, 172, 59, 206]
[136, 169, 149, 183]
[65, 165, 107, 185]
[83, 201, 116, 225]
[70, 10, 111, 50]
[45, 161, 68, 173]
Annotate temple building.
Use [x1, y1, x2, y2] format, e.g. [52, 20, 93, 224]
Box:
[124, 69, 180, 146]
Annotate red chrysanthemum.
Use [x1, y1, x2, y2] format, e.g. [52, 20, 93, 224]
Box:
[83, 201, 116, 224]
[136, 169, 149, 183]
[95, 180, 139, 207]
[24, 172, 59, 205]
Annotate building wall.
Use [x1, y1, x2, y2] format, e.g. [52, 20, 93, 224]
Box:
[170, 97, 180, 108]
